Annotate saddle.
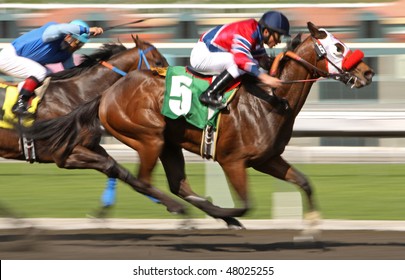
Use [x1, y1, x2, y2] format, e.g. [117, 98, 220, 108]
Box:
[0, 78, 51, 163]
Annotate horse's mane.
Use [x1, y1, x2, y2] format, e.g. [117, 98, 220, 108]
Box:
[48, 43, 127, 80]
[286, 33, 303, 52]
[275, 33, 303, 73]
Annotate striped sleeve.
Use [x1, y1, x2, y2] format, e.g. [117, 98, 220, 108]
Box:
[231, 34, 260, 76]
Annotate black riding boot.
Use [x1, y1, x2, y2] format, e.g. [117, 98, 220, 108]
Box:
[12, 89, 35, 116]
[199, 70, 234, 110]
[12, 76, 39, 116]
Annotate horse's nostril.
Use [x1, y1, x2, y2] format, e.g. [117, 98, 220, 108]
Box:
[365, 70, 375, 81]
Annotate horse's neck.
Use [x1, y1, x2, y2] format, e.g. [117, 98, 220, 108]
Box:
[279, 43, 318, 114]
[74, 49, 139, 98]
[107, 47, 139, 73]
[47, 57, 130, 106]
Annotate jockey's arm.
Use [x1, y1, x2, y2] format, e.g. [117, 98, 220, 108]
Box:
[42, 24, 85, 43]
[258, 72, 282, 88]
[61, 56, 76, 69]
[231, 32, 270, 77]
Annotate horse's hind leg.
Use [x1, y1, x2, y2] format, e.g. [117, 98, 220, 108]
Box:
[159, 143, 244, 228]
[254, 155, 321, 223]
[57, 145, 186, 215]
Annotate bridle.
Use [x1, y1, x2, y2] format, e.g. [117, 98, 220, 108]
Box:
[136, 46, 155, 69]
[100, 45, 156, 76]
[270, 35, 362, 88]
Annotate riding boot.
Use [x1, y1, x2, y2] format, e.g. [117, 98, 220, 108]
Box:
[199, 70, 234, 110]
[12, 76, 39, 116]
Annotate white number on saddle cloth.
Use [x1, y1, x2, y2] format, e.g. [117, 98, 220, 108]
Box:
[168, 75, 193, 116]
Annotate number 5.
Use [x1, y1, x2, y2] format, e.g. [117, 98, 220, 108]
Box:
[169, 75, 192, 116]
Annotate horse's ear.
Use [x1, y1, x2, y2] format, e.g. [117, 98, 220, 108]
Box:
[131, 34, 138, 45]
[307, 22, 327, 39]
[289, 33, 302, 50]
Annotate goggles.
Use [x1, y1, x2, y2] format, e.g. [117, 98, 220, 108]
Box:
[61, 34, 84, 50]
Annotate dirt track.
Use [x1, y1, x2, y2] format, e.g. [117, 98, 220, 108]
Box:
[1, 228, 405, 260]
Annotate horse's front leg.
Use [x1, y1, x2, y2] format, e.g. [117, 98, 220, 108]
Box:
[253, 155, 321, 225]
[159, 143, 244, 229]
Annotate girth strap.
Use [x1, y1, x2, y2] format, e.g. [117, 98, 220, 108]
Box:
[21, 135, 36, 163]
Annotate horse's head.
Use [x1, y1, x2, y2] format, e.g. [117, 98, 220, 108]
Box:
[128, 34, 169, 71]
[307, 22, 374, 88]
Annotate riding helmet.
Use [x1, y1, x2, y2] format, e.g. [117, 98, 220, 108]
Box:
[259, 11, 290, 37]
[70, 19, 90, 43]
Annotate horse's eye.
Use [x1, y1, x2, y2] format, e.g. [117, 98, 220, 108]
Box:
[155, 61, 163, 66]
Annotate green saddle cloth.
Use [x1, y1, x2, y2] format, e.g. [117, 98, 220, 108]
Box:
[161, 66, 236, 129]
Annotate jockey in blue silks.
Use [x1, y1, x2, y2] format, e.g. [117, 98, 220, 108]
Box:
[0, 19, 104, 116]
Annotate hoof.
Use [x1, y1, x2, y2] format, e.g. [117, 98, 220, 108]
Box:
[87, 206, 113, 219]
[304, 211, 322, 226]
[228, 224, 245, 230]
[178, 219, 197, 230]
[167, 204, 187, 215]
[223, 217, 245, 230]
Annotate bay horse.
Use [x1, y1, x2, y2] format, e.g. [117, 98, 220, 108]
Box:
[24, 22, 374, 228]
[2, 36, 187, 216]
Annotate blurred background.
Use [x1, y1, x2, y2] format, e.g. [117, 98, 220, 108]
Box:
[1, 2, 405, 221]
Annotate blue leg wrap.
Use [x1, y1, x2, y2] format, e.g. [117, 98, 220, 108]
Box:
[102, 178, 160, 206]
[146, 195, 161, 204]
[101, 178, 117, 207]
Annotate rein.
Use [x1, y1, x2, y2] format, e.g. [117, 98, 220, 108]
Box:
[99, 46, 155, 76]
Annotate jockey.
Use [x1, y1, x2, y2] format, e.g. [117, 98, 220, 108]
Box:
[0, 19, 104, 116]
[190, 11, 290, 110]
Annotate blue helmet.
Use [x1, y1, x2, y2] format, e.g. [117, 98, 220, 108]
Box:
[70, 19, 90, 43]
[259, 11, 290, 37]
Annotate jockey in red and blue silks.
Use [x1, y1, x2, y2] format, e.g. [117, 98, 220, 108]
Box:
[0, 19, 104, 116]
[196, 19, 266, 78]
[190, 11, 290, 110]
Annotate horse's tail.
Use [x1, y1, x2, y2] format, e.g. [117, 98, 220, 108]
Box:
[23, 96, 102, 160]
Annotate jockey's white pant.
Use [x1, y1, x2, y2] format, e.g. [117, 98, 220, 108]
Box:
[190, 41, 245, 78]
[0, 44, 48, 82]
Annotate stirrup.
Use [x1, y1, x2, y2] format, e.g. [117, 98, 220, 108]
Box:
[199, 93, 226, 110]
[206, 99, 227, 110]
[198, 93, 211, 105]
[12, 103, 32, 117]
[210, 101, 227, 110]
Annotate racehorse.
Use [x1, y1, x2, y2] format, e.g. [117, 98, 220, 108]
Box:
[1, 36, 186, 216]
[24, 22, 374, 228]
